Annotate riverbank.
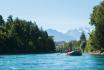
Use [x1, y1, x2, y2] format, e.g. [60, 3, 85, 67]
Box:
[89, 51, 104, 55]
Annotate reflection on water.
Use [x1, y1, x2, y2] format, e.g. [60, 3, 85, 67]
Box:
[0, 53, 104, 70]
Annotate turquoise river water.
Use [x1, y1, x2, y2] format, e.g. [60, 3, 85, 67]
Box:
[0, 53, 104, 70]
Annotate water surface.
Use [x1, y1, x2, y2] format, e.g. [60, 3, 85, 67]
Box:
[0, 53, 104, 70]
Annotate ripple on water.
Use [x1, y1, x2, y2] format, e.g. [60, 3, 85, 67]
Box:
[0, 53, 104, 70]
[22, 63, 38, 65]
[9, 66, 25, 70]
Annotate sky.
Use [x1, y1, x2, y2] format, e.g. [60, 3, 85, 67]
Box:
[0, 0, 101, 33]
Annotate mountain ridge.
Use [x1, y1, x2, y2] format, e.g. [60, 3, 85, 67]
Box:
[46, 27, 93, 42]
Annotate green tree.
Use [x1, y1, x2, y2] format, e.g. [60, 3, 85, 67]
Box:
[90, 1, 104, 52]
[0, 15, 55, 54]
[0, 15, 5, 26]
[85, 30, 97, 52]
[80, 32, 86, 52]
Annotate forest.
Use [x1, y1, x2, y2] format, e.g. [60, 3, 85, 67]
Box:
[0, 15, 55, 54]
[88, 0, 104, 53]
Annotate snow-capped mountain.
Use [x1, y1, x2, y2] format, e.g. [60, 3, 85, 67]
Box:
[46, 27, 93, 42]
[46, 29, 74, 42]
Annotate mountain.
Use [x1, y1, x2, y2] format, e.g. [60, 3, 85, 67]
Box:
[46, 29, 73, 42]
[46, 27, 93, 42]
[66, 27, 93, 40]
[66, 29, 81, 40]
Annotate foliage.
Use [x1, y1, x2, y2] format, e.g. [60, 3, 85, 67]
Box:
[0, 15, 55, 54]
[90, 1, 104, 51]
[80, 32, 86, 52]
[56, 40, 80, 53]
[80, 31, 86, 42]
[85, 40, 94, 53]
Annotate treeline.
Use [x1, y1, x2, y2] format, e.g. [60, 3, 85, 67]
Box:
[86, 1, 104, 53]
[56, 40, 80, 53]
[56, 32, 86, 53]
[0, 15, 55, 54]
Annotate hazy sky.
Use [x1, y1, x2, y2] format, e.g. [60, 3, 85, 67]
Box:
[0, 0, 101, 33]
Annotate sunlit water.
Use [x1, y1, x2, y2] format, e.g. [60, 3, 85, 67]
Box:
[0, 53, 104, 70]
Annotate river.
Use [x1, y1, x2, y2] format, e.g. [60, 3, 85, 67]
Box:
[0, 53, 104, 70]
